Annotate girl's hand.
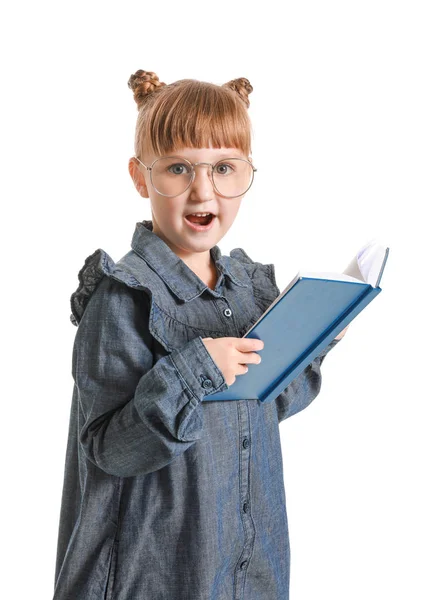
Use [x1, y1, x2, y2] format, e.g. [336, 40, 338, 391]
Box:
[335, 325, 349, 341]
[201, 337, 264, 386]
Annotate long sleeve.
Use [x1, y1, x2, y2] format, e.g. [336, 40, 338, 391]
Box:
[73, 276, 228, 478]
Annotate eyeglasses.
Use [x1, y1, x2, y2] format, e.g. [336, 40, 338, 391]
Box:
[134, 155, 257, 198]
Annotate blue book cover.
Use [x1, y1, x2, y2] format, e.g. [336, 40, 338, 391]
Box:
[204, 239, 389, 404]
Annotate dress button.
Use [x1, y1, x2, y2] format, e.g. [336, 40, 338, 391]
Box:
[202, 379, 213, 389]
[242, 438, 249, 449]
[243, 502, 248, 513]
[240, 561, 247, 570]
[223, 308, 232, 317]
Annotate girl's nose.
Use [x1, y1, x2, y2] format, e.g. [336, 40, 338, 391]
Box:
[189, 164, 215, 197]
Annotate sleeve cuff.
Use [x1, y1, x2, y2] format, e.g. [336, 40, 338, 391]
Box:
[168, 336, 229, 402]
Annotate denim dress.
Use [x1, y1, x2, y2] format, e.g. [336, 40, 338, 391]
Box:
[53, 219, 339, 600]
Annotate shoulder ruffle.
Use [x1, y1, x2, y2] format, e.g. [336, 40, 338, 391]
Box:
[70, 249, 116, 326]
[229, 248, 280, 314]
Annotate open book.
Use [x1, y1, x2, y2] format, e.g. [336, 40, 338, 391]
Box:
[204, 239, 389, 403]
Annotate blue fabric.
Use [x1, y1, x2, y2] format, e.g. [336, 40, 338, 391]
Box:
[53, 219, 340, 600]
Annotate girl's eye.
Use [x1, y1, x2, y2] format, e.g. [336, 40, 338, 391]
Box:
[168, 163, 191, 175]
[215, 163, 234, 175]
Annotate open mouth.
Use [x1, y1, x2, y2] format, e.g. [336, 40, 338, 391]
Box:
[185, 213, 215, 226]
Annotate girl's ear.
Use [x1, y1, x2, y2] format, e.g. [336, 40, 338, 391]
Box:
[128, 157, 149, 198]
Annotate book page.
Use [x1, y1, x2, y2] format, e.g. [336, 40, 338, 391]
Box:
[343, 238, 388, 287]
[299, 271, 364, 282]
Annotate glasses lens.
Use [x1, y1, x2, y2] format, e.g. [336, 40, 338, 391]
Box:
[151, 157, 255, 197]
[213, 159, 254, 197]
[151, 157, 193, 197]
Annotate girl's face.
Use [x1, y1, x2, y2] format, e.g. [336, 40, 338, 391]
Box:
[129, 146, 251, 264]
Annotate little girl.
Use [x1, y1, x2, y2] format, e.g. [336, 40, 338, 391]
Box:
[53, 70, 344, 600]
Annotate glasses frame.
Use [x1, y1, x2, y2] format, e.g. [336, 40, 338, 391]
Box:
[134, 155, 257, 198]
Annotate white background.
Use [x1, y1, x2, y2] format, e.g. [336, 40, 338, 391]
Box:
[1, 1, 428, 598]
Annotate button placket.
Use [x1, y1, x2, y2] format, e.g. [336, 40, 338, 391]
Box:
[215, 298, 236, 333]
[234, 405, 255, 600]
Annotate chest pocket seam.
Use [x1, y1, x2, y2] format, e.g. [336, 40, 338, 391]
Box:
[153, 300, 227, 337]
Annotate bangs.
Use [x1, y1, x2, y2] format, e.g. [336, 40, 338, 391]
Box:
[135, 79, 252, 160]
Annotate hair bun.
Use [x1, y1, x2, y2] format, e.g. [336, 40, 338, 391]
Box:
[127, 70, 166, 110]
[222, 77, 253, 109]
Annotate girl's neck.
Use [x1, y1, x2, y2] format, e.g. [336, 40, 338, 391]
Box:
[150, 219, 217, 287]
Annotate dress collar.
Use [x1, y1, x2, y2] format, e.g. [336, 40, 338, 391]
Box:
[130, 220, 249, 301]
